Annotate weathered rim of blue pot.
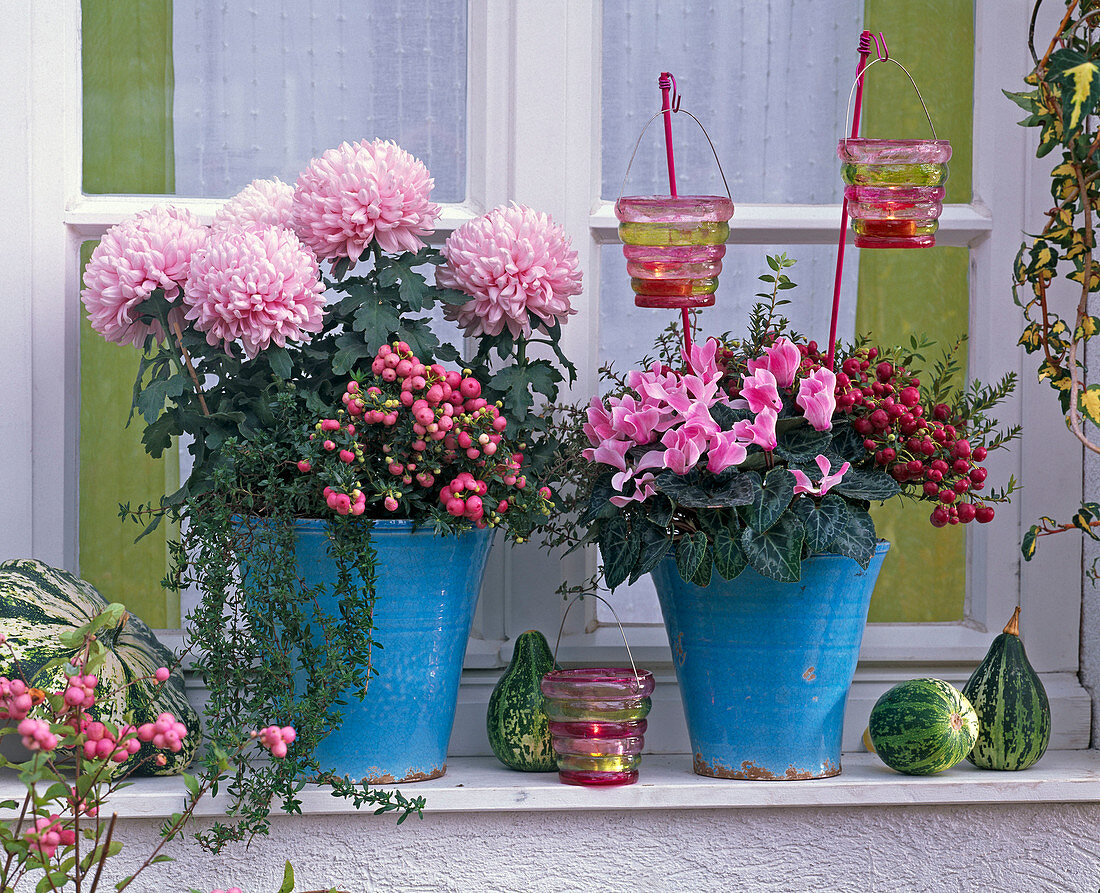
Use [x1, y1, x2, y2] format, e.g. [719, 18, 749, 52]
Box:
[292, 517, 488, 538]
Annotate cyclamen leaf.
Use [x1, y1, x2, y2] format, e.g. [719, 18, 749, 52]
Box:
[775, 426, 834, 463]
[630, 523, 673, 584]
[675, 531, 708, 583]
[741, 467, 794, 533]
[828, 468, 901, 502]
[691, 543, 713, 587]
[826, 507, 876, 569]
[742, 515, 805, 583]
[712, 525, 748, 581]
[794, 493, 846, 553]
[599, 516, 640, 591]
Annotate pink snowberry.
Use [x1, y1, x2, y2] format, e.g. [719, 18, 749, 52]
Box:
[155, 667, 171, 683]
[384, 495, 399, 512]
[297, 460, 312, 473]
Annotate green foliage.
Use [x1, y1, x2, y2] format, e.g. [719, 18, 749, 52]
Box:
[164, 401, 423, 853]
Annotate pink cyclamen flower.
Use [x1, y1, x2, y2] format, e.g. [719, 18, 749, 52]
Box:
[582, 437, 632, 472]
[706, 429, 749, 474]
[582, 396, 616, 445]
[439, 203, 582, 338]
[292, 139, 440, 261]
[81, 206, 208, 346]
[740, 367, 783, 415]
[183, 226, 325, 359]
[734, 407, 779, 451]
[746, 337, 802, 389]
[796, 367, 838, 432]
[609, 470, 658, 507]
[792, 454, 851, 497]
[212, 177, 295, 234]
[608, 394, 663, 445]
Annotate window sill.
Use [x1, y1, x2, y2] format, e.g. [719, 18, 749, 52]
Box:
[7, 751, 1099, 820]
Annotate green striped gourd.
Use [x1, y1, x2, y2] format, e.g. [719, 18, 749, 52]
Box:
[486, 630, 558, 771]
[963, 606, 1050, 770]
[0, 558, 200, 776]
[868, 677, 979, 775]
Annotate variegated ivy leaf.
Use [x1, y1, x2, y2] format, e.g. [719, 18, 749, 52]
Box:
[1018, 322, 1045, 353]
[1076, 315, 1100, 341]
[1046, 48, 1100, 138]
[1068, 257, 1100, 290]
[1026, 240, 1060, 276]
[1049, 161, 1081, 202]
[1078, 384, 1100, 426]
[1021, 525, 1039, 561]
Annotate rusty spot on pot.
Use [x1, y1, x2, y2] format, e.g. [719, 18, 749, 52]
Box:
[397, 765, 446, 783]
[673, 631, 686, 668]
[802, 666, 816, 681]
[693, 754, 840, 780]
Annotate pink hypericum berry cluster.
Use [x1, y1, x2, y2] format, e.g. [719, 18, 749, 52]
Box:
[62, 673, 99, 709]
[301, 341, 550, 529]
[824, 344, 995, 528]
[25, 815, 76, 859]
[0, 677, 35, 721]
[136, 712, 189, 754]
[18, 717, 58, 752]
[255, 724, 297, 758]
[79, 718, 143, 763]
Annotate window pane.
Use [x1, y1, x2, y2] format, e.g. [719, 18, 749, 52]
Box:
[84, 0, 468, 200]
[601, 0, 863, 202]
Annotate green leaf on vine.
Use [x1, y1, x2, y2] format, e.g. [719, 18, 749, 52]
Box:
[1078, 384, 1100, 427]
[599, 516, 639, 591]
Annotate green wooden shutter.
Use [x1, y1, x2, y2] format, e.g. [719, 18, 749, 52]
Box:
[857, 1, 974, 622]
[80, 0, 178, 627]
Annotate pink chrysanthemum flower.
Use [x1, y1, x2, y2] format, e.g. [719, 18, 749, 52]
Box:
[183, 226, 325, 359]
[81, 206, 207, 346]
[212, 178, 295, 234]
[438, 203, 582, 339]
[291, 139, 440, 261]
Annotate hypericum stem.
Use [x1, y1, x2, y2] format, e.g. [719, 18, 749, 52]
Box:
[170, 317, 210, 417]
[87, 813, 117, 893]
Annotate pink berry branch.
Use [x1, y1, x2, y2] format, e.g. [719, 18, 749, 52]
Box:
[0, 607, 296, 892]
[1012, 0, 1100, 558]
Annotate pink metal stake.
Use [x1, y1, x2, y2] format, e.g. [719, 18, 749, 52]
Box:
[658, 72, 694, 360]
[826, 31, 875, 370]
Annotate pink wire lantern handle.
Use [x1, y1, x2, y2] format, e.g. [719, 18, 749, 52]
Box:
[827, 30, 879, 370]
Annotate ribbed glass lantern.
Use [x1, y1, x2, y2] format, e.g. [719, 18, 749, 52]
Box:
[838, 138, 951, 248]
[615, 195, 735, 308]
[541, 668, 655, 786]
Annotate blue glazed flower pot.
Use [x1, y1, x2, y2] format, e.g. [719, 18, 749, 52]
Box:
[652, 542, 889, 780]
[293, 519, 495, 783]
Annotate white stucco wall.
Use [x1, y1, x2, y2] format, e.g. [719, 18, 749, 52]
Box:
[100, 804, 1100, 893]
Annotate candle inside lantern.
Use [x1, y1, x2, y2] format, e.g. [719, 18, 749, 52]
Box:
[541, 668, 655, 786]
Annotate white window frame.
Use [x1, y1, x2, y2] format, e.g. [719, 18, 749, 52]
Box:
[2, 0, 1088, 756]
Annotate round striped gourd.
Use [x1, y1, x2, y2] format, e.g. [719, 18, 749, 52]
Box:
[486, 630, 557, 771]
[868, 677, 979, 776]
[0, 559, 200, 776]
[963, 607, 1050, 770]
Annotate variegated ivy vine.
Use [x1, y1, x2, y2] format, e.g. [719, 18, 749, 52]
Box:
[1012, 0, 1100, 560]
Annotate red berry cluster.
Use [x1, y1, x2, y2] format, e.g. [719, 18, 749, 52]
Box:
[300, 342, 550, 529]
[826, 346, 994, 527]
